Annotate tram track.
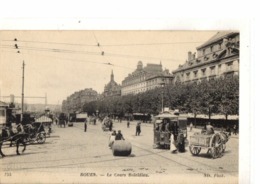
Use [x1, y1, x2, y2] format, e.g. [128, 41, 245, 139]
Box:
[1, 122, 238, 177]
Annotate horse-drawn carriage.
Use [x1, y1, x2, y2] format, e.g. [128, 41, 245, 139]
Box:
[189, 131, 229, 159]
[101, 117, 113, 131]
[24, 122, 46, 144]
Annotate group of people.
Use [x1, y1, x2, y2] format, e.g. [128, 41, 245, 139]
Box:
[109, 130, 125, 148]
[111, 130, 125, 140]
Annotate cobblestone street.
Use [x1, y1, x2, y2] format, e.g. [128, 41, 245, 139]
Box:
[0, 121, 238, 184]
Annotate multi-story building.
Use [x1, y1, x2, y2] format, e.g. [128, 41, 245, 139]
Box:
[62, 88, 98, 113]
[121, 61, 174, 95]
[103, 70, 121, 97]
[172, 31, 239, 84]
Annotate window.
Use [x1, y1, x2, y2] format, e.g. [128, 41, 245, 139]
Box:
[210, 66, 216, 75]
[201, 68, 206, 76]
[226, 62, 233, 71]
[210, 46, 213, 52]
[186, 72, 190, 80]
[203, 49, 205, 55]
[193, 71, 198, 78]
[218, 43, 222, 49]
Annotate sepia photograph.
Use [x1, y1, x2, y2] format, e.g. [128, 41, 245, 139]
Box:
[0, 30, 240, 183]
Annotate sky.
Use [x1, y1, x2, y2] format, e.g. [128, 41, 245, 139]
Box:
[0, 31, 217, 105]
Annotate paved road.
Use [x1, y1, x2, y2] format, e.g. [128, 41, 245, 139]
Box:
[0, 120, 238, 184]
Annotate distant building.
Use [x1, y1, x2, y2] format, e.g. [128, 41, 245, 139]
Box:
[103, 70, 121, 97]
[172, 32, 239, 84]
[62, 88, 98, 113]
[121, 61, 174, 95]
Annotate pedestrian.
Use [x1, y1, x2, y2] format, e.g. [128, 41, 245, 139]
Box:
[172, 121, 179, 141]
[226, 126, 231, 136]
[84, 118, 87, 132]
[115, 130, 125, 140]
[127, 120, 130, 128]
[136, 122, 141, 136]
[190, 122, 193, 132]
[109, 119, 113, 132]
[109, 130, 117, 147]
[233, 125, 237, 135]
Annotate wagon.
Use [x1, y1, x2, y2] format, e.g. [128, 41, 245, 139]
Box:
[189, 132, 224, 159]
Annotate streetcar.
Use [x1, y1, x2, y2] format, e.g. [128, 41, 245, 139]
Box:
[153, 112, 188, 152]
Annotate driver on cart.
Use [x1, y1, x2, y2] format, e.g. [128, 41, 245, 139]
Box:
[206, 122, 214, 134]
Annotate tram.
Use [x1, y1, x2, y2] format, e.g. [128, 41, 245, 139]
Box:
[153, 111, 188, 152]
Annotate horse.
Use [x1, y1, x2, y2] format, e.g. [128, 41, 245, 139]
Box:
[0, 127, 27, 157]
[219, 131, 230, 152]
[59, 120, 66, 128]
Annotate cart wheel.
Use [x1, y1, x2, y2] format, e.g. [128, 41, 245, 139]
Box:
[209, 133, 223, 159]
[189, 145, 201, 155]
[36, 133, 46, 144]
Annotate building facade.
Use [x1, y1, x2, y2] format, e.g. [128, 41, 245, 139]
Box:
[103, 70, 121, 97]
[172, 32, 239, 84]
[62, 88, 98, 113]
[121, 61, 174, 95]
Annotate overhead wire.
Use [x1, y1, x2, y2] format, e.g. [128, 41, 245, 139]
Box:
[1, 44, 184, 62]
[1, 37, 192, 68]
[0, 48, 135, 70]
[1, 39, 205, 47]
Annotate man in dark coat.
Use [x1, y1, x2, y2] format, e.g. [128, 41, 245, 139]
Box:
[136, 122, 141, 136]
[84, 118, 87, 132]
[115, 130, 125, 140]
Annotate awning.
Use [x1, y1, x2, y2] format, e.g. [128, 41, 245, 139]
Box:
[35, 115, 52, 123]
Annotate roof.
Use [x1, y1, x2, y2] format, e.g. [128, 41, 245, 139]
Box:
[155, 113, 179, 119]
[197, 31, 238, 49]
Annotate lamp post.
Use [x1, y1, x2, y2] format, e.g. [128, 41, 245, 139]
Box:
[160, 82, 165, 113]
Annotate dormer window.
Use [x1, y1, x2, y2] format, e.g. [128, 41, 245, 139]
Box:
[210, 46, 213, 52]
[218, 43, 222, 49]
[212, 52, 218, 58]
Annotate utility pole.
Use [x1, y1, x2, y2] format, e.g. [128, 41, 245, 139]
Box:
[21, 61, 25, 122]
[45, 93, 47, 107]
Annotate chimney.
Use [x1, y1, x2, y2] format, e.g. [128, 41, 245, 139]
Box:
[193, 52, 196, 60]
[188, 51, 192, 61]
[10, 94, 15, 103]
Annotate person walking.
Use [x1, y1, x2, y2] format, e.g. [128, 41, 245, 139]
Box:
[233, 125, 238, 135]
[190, 122, 193, 132]
[84, 118, 87, 132]
[136, 122, 141, 136]
[127, 120, 130, 128]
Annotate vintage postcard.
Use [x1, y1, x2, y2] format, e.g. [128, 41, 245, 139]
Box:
[0, 29, 242, 184]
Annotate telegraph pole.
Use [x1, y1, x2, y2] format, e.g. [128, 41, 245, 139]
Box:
[21, 61, 25, 122]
